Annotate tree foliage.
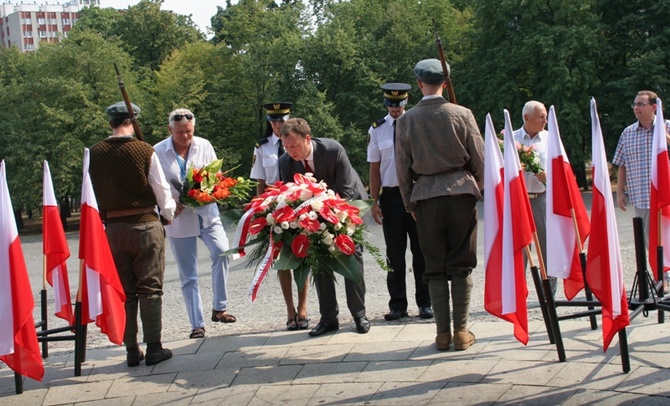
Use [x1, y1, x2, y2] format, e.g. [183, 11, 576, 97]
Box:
[5, 0, 670, 220]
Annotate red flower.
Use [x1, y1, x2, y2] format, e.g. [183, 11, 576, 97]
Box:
[192, 169, 203, 183]
[249, 216, 267, 235]
[299, 217, 321, 232]
[272, 205, 296, 223]
[291, 234, 309, 258]
[319, 205, 339, 224]
[334, 234, 355, 255]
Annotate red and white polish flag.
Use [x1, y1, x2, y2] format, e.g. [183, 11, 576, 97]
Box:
[545, 106, 590, 300]
[43, 161, 75, 325]
[587, 98, 629, 352]
[484, 113, 528, 344]
[0, 161, 44, 381]
[649, 98, 670, 280]
[78, 149, 126, 345]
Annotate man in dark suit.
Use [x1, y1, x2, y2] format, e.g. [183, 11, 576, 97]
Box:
[278, 117, 370, 336]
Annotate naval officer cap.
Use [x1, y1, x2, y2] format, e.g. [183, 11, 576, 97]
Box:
[381, 83, 411, 107]
[413, 58, 449, 85]
[106, 101, 141, 121]
[263, 102, 293, 122]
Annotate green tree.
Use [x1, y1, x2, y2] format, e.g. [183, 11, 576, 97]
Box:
[0, 30, 138, 213]
[301, 0, 472, 180]
[461, 0, 602, 185]
[114, 0, 204, 71]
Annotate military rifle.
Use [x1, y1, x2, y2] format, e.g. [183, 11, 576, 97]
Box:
[432, 19, 457, 105]
[113, 62, 144, 141]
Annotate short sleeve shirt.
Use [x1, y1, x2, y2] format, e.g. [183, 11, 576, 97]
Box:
[513, 128, 548, 194]
[612, 119, 670, 209]
[250, 133, 281, 185]
[367, 113, 399, 187]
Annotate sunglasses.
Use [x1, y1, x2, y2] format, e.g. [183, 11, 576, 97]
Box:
[173, 113, 194, 121]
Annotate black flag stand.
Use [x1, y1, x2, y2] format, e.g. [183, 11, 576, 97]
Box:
[628, 217, 670, 319]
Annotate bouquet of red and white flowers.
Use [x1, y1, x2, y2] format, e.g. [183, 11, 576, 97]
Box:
[229, 173, 386, 301]
[181, 159, 254, 207]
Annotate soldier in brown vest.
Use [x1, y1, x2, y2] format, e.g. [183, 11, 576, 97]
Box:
[89, 102, 177, 367]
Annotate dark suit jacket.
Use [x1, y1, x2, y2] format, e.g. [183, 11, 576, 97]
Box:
[279, 137, 368, 200]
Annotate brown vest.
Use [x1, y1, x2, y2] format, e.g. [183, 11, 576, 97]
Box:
[89, 137, 158, 221]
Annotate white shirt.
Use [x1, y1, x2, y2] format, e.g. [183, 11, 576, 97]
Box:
[154, 135, 221, 238]
[250, 133, 281, 184]
[367, 113, 400, 187]
[513, 127, 548, 194]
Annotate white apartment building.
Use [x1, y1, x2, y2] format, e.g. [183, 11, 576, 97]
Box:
[0, 0, 101, 51]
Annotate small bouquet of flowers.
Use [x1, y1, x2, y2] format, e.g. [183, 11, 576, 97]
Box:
[181, 159, 254, 207]
[229, 173, 386, 301]
[497, 130, 542, 174]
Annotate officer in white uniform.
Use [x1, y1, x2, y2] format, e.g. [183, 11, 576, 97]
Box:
[367, 83, 432, 321]
[250, 102, 292, 195]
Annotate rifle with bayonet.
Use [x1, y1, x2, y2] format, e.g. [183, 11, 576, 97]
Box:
[113, 62, 144, 141]
[432, 19, 457, 105]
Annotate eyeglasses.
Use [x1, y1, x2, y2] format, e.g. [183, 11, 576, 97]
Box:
[172, 113, 194, 121]
[631, 103, 651, 108]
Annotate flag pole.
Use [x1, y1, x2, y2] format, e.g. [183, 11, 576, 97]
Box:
[570, 208, 598, 330]
[40, 256, 48, 358]
[529, 234, 566, 360]
[74, 258, 85, 376]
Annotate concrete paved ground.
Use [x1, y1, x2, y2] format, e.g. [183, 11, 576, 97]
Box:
[2, 193, 670, 404]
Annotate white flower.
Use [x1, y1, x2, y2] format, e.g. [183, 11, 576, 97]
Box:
[299, 187, 313, 201]
[346, 225, 355, 236]
[328, 245, 336, 252]
[319, 222, 327, 231]
[322, 235, 334, 245]
[307, 211, 318, 220]
[336, 210, 348, 222]
[298, 213, 307, 221]
[334, 223, 342, 231]
[289, 221, 299, 229]
[281, 221, 290, 229]
[266, 213, 275, 225]
[274, 226, 283, 234]
[310, 199, 323, 211]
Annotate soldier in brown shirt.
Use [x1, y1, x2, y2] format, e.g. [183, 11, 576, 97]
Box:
[395, 59, 484, 352]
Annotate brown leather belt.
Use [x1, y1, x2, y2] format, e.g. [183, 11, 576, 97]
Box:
[105, 207, 156, 218]
[528, 192, 546, 199]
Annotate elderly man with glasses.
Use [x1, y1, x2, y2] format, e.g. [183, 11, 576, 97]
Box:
[154, 108, 236, 340]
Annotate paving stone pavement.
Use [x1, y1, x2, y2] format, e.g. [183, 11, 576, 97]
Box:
[2, 194, 670, 404]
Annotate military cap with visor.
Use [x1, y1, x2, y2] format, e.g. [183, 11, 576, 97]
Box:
[381, 83, 411, 107]
[263, 102, 292, 122]
[106, 101, 141, 121]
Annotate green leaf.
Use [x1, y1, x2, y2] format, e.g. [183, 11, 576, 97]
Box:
[319, 252, 361, 285]
[221, 236, 264, 257]
[349, 199, 374, 216]
[293, 262, 311, 291]
[274, 241, 305, 271]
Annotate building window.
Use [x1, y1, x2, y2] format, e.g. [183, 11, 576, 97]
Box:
[38, 31, 46, 38]
[62, 18, 70, 25]
[23, 31, 32, 37]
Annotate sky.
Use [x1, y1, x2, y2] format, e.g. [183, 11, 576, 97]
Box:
[102, 1, 221, 37]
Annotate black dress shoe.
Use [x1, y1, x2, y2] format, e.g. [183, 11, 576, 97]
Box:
[354, 316, 370, 334]
[419, 307, 434, 319]
[308, 321, 339, 337]
[384, 309, 409, 321]
[126, 347, 144, 367]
